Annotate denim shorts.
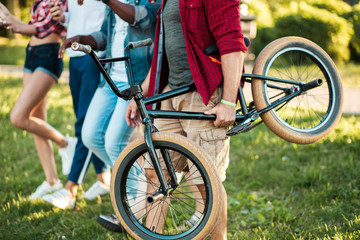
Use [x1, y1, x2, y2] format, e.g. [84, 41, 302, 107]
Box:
[24, 43, 63, 82]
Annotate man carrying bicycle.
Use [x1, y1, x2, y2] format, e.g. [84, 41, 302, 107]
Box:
[125, 0, 247, 238]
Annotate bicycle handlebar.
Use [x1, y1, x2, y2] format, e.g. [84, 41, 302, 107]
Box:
[71, 42, 92, 54]
[128, 38, 153, 50]
[71, 38, 152, 54]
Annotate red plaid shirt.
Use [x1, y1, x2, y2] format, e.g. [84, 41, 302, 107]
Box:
[148, 0, 247, 105]
[29, 0, 67, 39]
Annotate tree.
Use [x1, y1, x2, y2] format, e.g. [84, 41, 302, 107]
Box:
[343, 0, 360, 5]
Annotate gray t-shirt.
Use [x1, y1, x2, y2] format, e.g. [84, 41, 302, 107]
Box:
[163, 0, 193, 89]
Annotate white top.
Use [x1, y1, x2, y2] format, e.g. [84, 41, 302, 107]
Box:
[109, 11, 128, 82]
[64, 0, 106, 58]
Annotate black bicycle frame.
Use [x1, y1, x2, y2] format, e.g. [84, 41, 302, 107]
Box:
[85, 42, 322, 194]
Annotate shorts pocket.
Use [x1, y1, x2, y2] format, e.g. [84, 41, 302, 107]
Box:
[198, 128, 228, 163]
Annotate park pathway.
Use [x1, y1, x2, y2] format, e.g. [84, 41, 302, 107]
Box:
[1, 64, 359, 115]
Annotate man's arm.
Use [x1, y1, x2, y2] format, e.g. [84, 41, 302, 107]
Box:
[106, 0, 135, 24]
[105, 0, 160, 29]
[203, 0, 246, 128]
[204, 51, 245, 128]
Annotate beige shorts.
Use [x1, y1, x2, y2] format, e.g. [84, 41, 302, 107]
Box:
[144, 85, 230, 182]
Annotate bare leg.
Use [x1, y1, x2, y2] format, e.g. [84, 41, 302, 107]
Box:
[12, 71, 64, 185]
[31, 96, 58, 185]
[65, 181, 79, 198]
[198, 184, 227, 240]
[184, 171, 205, 220]
[97, 171, 111, 186]
[10, 71, 68, 148]
[145, 168, 170, 233]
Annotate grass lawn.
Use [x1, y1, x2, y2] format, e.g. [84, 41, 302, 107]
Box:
[0, 72, 360, 239]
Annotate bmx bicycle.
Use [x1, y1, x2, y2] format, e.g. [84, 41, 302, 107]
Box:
[71, 36, 342, 240]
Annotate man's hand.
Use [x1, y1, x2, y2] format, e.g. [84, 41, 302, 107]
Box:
[50, 1, 65, 22]
[58, 36, 81, 58]
[125, 99, 141, 127]
[204, 102, 236, 128]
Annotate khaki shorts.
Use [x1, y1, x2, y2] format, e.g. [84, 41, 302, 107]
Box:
[144, 85, 230, 182]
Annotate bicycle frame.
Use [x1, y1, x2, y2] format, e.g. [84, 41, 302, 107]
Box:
[79, 39, 323, 195]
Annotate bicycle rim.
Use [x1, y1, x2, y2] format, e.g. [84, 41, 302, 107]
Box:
[262, 47, 337, 132]
[111, 133, 221, 240]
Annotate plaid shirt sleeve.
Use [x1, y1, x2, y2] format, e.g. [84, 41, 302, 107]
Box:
[204, 0, 247, 56]
[29, 0, 67, 39]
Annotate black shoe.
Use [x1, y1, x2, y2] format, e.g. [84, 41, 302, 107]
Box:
[96, 214, 125, 233]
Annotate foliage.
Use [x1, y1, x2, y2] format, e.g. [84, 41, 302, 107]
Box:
[250, 27, 278, 57]
[247, 0, 360, 62]
[246, 0, 277, 56]
[305, 0, 352, 16]
[342, 3, 360, 61]
[247, 0, 274, 28]
[274, 2, 353, 62]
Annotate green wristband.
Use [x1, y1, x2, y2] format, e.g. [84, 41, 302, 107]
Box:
[221, 99, 236, 107]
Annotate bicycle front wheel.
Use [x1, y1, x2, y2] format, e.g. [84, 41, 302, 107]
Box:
[110, 132, 222, 240]
[252, 37, 343, 144]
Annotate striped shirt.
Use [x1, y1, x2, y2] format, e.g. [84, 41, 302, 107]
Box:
[29, 0, 67, 39]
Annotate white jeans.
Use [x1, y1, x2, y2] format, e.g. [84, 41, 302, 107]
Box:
[82, 81, 135, 167]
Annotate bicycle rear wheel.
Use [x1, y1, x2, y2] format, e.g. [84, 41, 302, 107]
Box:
[252, 37, 343, 144]
[110, 132, 222, 240]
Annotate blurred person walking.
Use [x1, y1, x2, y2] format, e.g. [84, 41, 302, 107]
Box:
[42, 0, 112, 210]
[0, 0, 77, 200]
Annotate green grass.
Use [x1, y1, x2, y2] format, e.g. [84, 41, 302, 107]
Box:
[1, 76, 360, 239]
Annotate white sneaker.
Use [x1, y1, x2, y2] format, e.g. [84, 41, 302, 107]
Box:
[42, 188, 75, 209]
[59, 134, 77, 175]
[82, 181, 110, 200]
[29, 179, 63, 200]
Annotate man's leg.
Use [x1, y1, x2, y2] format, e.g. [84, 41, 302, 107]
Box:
[68, 56, 111, 195]
[177, 87, 230, 239]
[197, 184, 227, 239]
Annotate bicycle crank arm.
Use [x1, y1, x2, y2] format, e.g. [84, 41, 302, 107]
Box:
[227, 112, 259, 136]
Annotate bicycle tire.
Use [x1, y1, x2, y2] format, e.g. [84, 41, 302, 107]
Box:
[110, 132, 222, 240]
[252, 37, 343, 144]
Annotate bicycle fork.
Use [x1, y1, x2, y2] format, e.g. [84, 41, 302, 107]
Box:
[72, 41, 178, 204]
[133, 93, 179, 205]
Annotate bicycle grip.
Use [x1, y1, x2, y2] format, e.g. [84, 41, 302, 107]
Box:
[71, 42, 92, 54]
[128, 38, 153, 50]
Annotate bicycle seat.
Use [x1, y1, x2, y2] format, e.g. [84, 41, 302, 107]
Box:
[204, 37, 250, 55]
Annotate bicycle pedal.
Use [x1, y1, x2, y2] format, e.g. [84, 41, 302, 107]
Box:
[226, 122, 252, 136]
